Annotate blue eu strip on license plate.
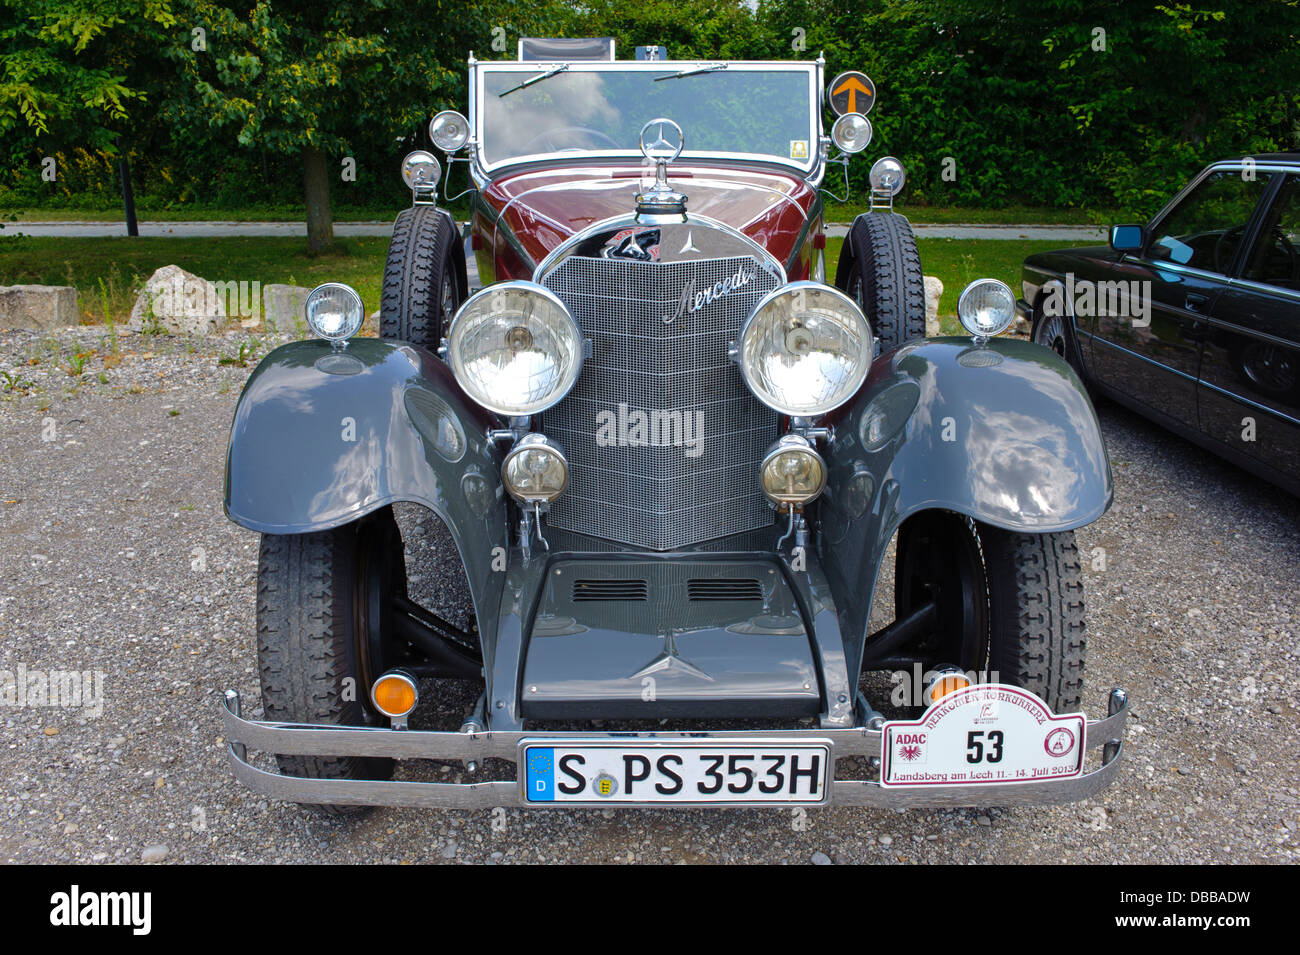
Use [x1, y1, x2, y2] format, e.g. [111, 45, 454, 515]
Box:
[520, 739, 831, 806]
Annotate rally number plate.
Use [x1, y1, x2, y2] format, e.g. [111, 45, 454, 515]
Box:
[520, 739, 831, 806]
[881, 684, 1086, 787]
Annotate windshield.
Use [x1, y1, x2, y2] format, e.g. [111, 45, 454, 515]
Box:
[475, 63, 819, 173]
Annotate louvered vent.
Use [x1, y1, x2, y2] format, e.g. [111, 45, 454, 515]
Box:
[687, 578, 763, 601]
[571, 579, 649, 602]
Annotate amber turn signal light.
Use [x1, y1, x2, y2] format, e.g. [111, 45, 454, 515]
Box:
[371, 671, 418, 719]
[924, 669, 972, 707]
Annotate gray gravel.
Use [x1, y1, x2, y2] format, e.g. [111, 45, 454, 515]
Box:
[1, 325, 1297, 864]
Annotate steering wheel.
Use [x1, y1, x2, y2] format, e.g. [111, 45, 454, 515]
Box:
[1213, 225, 1247, 273]
[523, 126, 621, 153]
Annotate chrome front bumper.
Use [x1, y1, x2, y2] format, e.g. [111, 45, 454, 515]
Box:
[220, 688, 1129, 810]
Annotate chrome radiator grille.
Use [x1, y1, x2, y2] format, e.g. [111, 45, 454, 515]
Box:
[541, 255, 781, 550]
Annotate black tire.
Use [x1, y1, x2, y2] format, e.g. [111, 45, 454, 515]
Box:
[892, 512, 1086, 713]
[380, 206, 463, 347]
[837, 212, 927, 352]
[256, 507, 407, 811]
[981, 524, 1086, 713]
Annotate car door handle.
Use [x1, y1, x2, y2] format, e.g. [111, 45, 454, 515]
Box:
[1185, 293, 1210, 312]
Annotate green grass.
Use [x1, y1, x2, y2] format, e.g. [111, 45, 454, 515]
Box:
[2, 233, 1068, 334]
[826, 236, 1067, 331]
[823, 201, 1119, 226]
[0, 236, 389, 324]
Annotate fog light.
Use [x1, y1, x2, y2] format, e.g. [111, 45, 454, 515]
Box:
[957, 278, 1016, 339]
[502, 434, 569, 503]
[759, 434, 827, 507]
[304, 283, 364, 344]
[371, 671, 418, 719]
[924, 667, 972, 707]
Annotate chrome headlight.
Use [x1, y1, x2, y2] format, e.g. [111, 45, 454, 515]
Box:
[737, 282, 872, 417]
[869, 156, 906, 196]
[401, 150, 441, 191]
[957, 278, 1016, 339]
[429, 110, 470, 152]
[502, 433, 569, 503]
[760, 434, 827, 506]
[304, 283, 364, 343]
[831, 113, 872, 154]
[447, 282, 583, 416]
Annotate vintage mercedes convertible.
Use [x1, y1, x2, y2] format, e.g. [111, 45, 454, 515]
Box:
[220, 40, 1128, 811]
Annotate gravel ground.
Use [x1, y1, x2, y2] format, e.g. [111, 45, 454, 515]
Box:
[1, 325, 1296, 865]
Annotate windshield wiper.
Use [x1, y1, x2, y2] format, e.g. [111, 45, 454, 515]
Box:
[498, 63, 569, 98]
[654, 62, 727, 82]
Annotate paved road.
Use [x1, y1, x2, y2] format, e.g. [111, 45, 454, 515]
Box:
[1, 325, 1295, 865]
[7, 220, 1107, 241]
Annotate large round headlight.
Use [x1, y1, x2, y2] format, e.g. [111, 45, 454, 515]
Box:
[447, 282, 583, 416]
[831, 113, 872, 154]
[737, 282, 872, 417]
[429, 110, 470, 152]
[304, 283, 364, 343]
[957, 278, 1016, 339]
[401, 150, 441, 191]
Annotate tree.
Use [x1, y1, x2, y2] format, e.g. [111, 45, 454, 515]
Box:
[0, 1, 178, 201]
[172, 1, 490, 251]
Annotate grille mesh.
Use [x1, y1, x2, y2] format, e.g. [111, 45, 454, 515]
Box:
[542, 254, 781, 550]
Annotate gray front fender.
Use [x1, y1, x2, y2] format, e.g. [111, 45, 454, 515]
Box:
[224, 338, 508, 641]
[818, 337, 1113, 675]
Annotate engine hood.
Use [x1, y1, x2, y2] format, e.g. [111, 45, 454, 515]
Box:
[480, 163, 820, 272]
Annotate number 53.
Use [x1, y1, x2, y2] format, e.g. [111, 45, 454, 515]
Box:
[966, 730, 1004, 764]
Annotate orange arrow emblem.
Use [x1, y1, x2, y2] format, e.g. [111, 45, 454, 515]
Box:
[833, 76, 871, 114]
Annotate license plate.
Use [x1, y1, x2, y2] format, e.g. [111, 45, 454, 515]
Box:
[520, 739, 831, 806]
[881, 684, 1086, 787]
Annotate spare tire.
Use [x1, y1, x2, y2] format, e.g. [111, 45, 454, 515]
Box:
[380, 205, 464, 348]
[836, 212, 927, 353]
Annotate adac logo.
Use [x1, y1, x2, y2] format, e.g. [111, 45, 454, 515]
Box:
[592, 772, 619, 798]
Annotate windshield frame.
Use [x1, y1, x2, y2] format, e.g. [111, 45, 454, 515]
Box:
[468, 59, 825, 179]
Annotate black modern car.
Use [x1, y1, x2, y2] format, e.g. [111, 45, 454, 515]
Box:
[1019, 155, 1300, 496]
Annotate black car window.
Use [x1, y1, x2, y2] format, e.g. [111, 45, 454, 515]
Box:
[1243, 173, 1300, 290]
[1146, 170, 1270, 275]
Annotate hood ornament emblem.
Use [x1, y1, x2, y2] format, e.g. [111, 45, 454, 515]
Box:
[635, 117, 688, 218]
[679, 231, 700, 254]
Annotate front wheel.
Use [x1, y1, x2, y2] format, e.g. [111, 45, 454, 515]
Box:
[893, 512, 1086, 713]
[255, 507, 408, 809]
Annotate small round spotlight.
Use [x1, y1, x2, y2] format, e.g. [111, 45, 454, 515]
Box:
[957, 278, 1017, 339]
[869, 155, 906, 196]
[304, 283, 364, 343]
[502, 434, 569, 504]
[401, 150, 441, 192]
[831, 113, 873, 154]
[429, 110, 470, 152]
[759, 434, 828, 508]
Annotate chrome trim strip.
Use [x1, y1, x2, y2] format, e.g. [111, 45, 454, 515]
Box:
[220, 688, 1129, 809]
[1226, 275, 1300, 303]
[533, 211, 787, 284]
[471, 61, 822, 180]
[1197, 376, 1300, 426]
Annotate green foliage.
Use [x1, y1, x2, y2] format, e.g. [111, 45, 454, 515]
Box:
[3, 0, 1297, 220]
